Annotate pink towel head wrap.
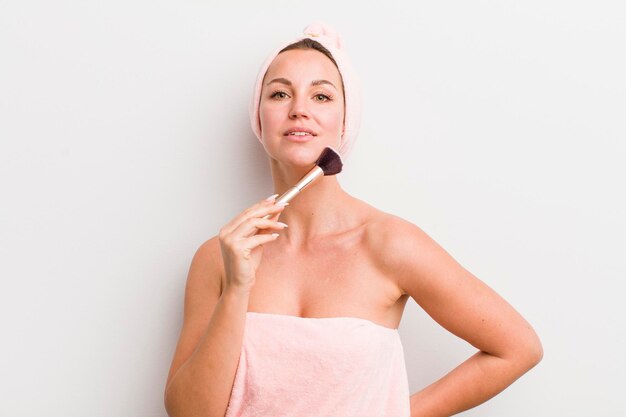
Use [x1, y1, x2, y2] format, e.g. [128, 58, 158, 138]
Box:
[249, 22, 362, 161]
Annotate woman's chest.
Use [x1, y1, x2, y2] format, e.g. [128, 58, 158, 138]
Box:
[246, 239, 408, 329]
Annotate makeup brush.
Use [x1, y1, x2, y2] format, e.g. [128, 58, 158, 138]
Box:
[262, 146, 343, 219]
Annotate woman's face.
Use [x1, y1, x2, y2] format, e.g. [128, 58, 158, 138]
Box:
[259, 48, 345, 165]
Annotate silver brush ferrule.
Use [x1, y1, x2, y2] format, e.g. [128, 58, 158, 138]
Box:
[276, 165, 323, 205]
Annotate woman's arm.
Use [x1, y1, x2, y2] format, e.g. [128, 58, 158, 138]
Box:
[378, 216, 543, 417]
[164, 237, 250, 417]
[165, 198, 286, 416]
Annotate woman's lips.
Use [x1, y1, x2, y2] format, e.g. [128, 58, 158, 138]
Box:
[284, 133, 315, 143]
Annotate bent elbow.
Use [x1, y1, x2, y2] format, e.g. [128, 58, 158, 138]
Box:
[501, 326, 543, 374]
[519, 331, 544, 371]
[529, 337, 544, 366]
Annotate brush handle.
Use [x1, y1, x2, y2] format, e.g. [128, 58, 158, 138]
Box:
[261, 165, 323, 220]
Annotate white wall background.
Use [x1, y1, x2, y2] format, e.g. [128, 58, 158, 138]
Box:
[1, 1, 624, 416]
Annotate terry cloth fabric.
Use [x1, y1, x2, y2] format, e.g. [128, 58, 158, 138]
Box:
[249, 22, 363, 161]
[224, 311, 411, 417]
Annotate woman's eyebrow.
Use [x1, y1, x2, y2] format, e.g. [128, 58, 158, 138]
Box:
[266, 77, 337, 90]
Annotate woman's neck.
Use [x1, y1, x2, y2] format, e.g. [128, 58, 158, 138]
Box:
[270, 172, 356, 248]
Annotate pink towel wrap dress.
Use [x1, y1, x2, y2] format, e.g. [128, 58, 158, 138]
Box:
[224, 311, 411, 417]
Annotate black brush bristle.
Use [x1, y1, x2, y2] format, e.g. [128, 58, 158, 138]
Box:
[315, 147, 343, 175]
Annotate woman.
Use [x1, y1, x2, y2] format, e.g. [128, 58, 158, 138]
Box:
[164, 23, 543, 417]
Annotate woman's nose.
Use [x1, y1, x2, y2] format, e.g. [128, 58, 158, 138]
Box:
[288, 95, 310, 119]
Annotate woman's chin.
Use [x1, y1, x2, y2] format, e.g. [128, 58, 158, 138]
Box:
[277, 145, 324, 166]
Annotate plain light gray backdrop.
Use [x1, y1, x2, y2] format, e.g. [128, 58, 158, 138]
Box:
[1, 1, 624, 416]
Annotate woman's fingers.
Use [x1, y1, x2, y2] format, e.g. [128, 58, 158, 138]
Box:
[221, 196, 286, 236]
[232, 216, 288, 238]
[217, 194, 290, 292]
[247, 232, 281, 247]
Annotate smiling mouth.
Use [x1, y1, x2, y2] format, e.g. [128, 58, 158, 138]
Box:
[285, 133, 315, 142]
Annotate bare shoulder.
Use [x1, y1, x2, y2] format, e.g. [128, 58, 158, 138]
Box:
[194, 235, 225, 297]
[197, 234, 223, 266]
[360, 202, 449, 297]
[180, 235, 225, 316]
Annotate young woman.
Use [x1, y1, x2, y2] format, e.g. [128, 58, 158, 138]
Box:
[164, 23, 543, 417]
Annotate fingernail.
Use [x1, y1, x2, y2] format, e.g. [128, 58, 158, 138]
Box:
[277, 222, 288, 228]
[265, 193, 279, 202]
[276, 201, 289, 207]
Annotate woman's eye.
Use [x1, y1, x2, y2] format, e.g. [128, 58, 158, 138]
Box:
[270, 91, 288, 99]
[314, 94, 332, 102]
